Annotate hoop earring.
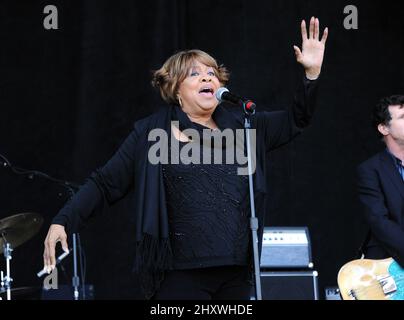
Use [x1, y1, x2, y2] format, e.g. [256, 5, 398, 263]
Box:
[177, 96, 183, 108]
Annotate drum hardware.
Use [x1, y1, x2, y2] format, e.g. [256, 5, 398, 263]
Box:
[1, 152, 84, 300]
[0, 213, 43, 300]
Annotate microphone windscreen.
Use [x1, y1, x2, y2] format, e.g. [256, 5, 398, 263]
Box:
[215, 87, 230, 103]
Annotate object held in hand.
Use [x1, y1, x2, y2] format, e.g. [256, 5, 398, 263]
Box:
[37, 249, 70, 277]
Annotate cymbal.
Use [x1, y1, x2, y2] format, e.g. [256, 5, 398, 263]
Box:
[0, 213, 43, 250]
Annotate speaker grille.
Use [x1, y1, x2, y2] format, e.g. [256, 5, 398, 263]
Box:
[259, 271, 319, 300]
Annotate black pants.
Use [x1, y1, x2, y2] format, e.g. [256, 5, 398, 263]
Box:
[153, 266, 252, 300]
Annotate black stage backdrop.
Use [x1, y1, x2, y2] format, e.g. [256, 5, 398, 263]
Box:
[0, 0, 403, 299]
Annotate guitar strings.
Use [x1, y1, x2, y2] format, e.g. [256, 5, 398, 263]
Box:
[352, 280, 404, 297]
[353, 280, 404, 293]
[352, 278, 404, 291]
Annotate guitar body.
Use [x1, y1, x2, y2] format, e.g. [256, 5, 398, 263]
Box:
[338, 258, 404, 300]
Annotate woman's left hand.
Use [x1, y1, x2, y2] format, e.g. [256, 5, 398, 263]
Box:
[294, 17, 328, 80]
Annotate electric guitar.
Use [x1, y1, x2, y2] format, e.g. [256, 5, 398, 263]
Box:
[338, 258, 404, 300]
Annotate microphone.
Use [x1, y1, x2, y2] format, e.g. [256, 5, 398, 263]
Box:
[216, 88, 256, 115]
[37, 249, 70, 278]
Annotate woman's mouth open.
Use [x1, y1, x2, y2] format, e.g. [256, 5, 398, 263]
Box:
[199, 87, 215, 98]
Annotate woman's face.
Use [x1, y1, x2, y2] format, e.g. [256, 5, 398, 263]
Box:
[177, 60, 221, 116]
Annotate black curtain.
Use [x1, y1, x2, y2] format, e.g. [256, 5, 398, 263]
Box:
[1, 0, 403, 299]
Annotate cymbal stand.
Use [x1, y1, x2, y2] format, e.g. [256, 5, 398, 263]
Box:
[1, 233, 13, 300]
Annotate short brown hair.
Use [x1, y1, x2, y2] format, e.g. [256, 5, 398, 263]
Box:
[373, 95, 404, 138]
[152, 49, 230, 105]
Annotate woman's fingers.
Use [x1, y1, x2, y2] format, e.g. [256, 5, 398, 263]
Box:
[321, 27, 329, 44]
[301, 20, 308, 41]
[43, 225, 68, 273]
[314, 18, 320, 40]
[309, 17, 315, 39]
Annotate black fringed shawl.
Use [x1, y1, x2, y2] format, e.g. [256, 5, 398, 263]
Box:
[131, 104, 245, 298]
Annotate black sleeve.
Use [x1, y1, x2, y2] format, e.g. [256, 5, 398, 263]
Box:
[52, 126, 139, 235]
[357, 163, 404, 266]
[259, 76, 319, 151]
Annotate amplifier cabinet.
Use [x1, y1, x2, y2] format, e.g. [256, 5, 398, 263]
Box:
[260, 227, 313, 269]
[259, 271, 319, 300]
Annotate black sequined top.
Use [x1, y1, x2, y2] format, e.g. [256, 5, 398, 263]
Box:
[162, 123, 251, 270]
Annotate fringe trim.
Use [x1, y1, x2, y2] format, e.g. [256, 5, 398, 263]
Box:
[133, 233, 173, 299]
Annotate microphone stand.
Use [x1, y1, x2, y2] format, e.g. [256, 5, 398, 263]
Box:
[243, 106, 262, 301]
[72, 234, 80, 300]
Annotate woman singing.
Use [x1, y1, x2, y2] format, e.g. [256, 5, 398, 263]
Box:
[43, 17, 328, 300]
